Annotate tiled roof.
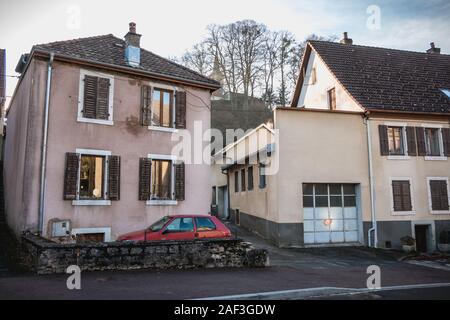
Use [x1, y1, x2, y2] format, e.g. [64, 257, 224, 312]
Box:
[33, 34, 220, 89]
[309, 40, 450, 113]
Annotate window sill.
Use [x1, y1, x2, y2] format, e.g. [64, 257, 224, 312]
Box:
[391, 210, 415, 216]
[77, 117, 113, 126]
[425, 156, 447, 161]
[148, 126, 178, 133]
[146, 200, 178, 206]
[430, 210, 450, 215]
[387, 155, 410, 160]
[72, 200, 112, 206]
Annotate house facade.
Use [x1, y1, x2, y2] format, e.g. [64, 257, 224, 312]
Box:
[225, 35, 450, 250]
[4, 23, 220, 241]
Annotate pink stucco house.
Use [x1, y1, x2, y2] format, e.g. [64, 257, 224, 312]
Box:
[4, 23, 220, 242]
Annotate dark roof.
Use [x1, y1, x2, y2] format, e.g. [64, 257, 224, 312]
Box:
[296, 40, 450, 113]
[33, 34, 220, 89]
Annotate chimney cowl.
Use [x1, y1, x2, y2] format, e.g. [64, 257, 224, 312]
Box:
[426, 42, 441, 54]
[124, 22, 141, 47]
[340, 32, 353, 45]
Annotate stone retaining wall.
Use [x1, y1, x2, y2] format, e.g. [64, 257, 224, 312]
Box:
[21, 233, 268, 275]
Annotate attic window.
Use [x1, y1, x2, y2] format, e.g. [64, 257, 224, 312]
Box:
[440, 89, 450, 99]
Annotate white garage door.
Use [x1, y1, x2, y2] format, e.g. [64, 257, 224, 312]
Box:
[303, 183, 359, 244]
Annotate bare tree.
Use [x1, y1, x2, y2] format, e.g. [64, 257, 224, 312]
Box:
[180, 41, 212, 76]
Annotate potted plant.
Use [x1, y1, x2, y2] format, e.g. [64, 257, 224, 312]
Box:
[438, 230, 450, 253]
[400, 236, 416, 253]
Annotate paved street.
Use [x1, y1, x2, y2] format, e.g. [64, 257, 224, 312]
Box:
[0, 224, 449, 299]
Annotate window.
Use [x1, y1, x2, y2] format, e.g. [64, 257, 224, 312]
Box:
[63, 150, 121, 205]
[440, 88, 450, 99]
[138, 155, 184, 204]
[212, 186, 217, 205]
[302, 183, 356, 208]
[327, 88, 336, 110]
[165, 218, 194, 232]
[78, 69, 114, 125]
[241, 169, 246, 192]
[247, 166, 254, 191]
[195, 217, 217, 231]
[428, 179, 449, 212]
[310, 67, 317, 85]
[425, 128, 442, 156]
[79, 155, 105, 200]
[151, 88, 173, 128]
[387, 126, 405, 155]
[234, 171, 239, 193]
[391, 180, 412, 212]
[151, 159, 172, 200]
[148, 216, 171, 232]
[259, 164, 266, 189]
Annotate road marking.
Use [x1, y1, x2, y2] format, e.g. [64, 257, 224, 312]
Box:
[194, 283, 450, 300]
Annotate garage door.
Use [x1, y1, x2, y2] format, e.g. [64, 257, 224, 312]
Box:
[302, 183, 359, 244]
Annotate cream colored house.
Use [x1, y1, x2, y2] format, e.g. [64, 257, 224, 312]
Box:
[222, 35, 450, 251]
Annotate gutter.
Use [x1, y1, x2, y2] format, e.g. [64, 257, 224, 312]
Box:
[364, 112, 377, 248]
[38, 52, 54, 235]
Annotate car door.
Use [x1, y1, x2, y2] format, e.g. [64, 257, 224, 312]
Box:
[160, 217, 195, 241]
[194, 217, 222, 239]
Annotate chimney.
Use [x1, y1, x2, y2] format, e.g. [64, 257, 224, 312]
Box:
[426, 42, 441, 54]
[124, 22, 141, 67]
[340, 32, 353, 45]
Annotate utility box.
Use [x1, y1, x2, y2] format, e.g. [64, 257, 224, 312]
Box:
[51, 220, 71, 237]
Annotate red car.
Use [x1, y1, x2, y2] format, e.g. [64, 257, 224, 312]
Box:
[117, 215, 232, 242]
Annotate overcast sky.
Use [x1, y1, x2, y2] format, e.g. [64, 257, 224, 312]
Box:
[1, 0, 449, 107]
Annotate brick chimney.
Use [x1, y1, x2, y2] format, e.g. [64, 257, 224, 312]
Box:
[124, 22, 141, 67]
[426, 42, 441, 54]
[340, 32, 353, 45]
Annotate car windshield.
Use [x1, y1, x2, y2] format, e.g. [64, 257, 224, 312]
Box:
[148, 216, 171, 232]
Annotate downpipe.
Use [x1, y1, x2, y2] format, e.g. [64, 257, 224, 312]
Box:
[364, 114, 378, 248]
[38, 52, 54, 235]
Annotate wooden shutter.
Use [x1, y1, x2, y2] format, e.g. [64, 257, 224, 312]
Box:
[401, 181, 412, 211]
[175, 91, 187, 129]
[141, 85, 152, 126]
[416, 127, 426, 156]
[83, 75, 98, 119]
[392, 180, 412, 211]
[175, 162, 185, 201]
[406, 127, 417, 156]
[392, 181, 403, 211]
[108, 155, 121, 201]
[63, 153, 80, 200]
[96, 77, 110, 120]
[139, 158, 152, 200]
[441, 128, 450, 157]
[430, 180, 449, 211]
[378, 125, 389, 156]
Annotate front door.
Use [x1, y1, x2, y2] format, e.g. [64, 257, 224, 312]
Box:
[160, 217, 195, 240]
[303, 183, 359, 244]
[415, 225, 429, 253]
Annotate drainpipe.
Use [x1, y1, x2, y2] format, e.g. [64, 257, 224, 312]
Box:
[38, 52, 54, 235]
[364, 113, 378, 248]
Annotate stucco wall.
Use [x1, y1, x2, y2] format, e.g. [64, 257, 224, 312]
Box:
[274, 109, 371, 226]
[4, 59, 47, 235]
[296, 50, 362, 112]
[370, 117, 450, 223]
[6, 59, 212, 240]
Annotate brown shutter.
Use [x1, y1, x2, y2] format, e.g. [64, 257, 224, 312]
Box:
[139, 158, 152, 200]
[416, 127, 426, 156]
[441, 128, 450, 157]
[140, 85, 152, 126]
[108, 155, 121, 201]
[378, 125, 389, 156]
[440, 181, 449, 211]
[96, 77, 110, 120]
[401, 181, 412, 211]
[64, 153, 80, 200]
[175, 162, 185, 201]
[406, 127, 417, 156]
[83, 75, 98, 119]
[392, 181, 403, 211]
[175, 91, 187, 129]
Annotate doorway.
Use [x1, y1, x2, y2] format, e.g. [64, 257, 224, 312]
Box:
[415, 225, 429, 253]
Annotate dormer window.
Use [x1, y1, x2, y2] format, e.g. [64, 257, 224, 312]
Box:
[440, 89, 450, 99]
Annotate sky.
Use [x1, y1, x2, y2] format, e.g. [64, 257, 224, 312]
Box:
[1, 0, 449, 107]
